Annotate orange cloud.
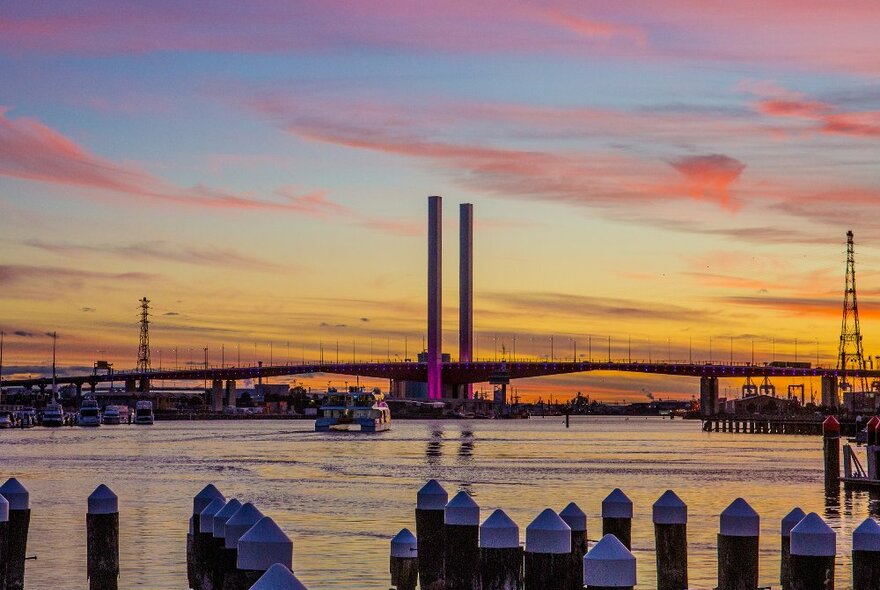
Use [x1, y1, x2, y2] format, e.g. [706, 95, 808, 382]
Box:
[670, 154, 746, 210]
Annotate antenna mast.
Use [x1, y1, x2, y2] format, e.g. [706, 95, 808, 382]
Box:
[838, 231, 868, 393]
[137, 297, 151, 372]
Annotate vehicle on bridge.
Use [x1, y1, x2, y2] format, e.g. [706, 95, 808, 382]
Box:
[42, 402, 64, 427]
[134, 400, 154, 425]
[77, 398, 101, 427]
[315, 388, 391, 433]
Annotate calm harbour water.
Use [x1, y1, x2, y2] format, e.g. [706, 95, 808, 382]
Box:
[2, 417, 876, 589]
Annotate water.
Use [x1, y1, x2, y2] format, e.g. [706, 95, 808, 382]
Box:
[2, 417, 877, 589]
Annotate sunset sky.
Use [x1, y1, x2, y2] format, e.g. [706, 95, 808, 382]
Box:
[2, 1, 880, 401]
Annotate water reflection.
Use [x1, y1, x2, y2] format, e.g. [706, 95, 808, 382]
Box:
[458, 429, 475, 462]
[426, 425, 444, 465]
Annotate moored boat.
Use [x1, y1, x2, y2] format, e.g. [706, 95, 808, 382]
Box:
[315, 388, 391, 432]
[134, 400, 154, 425]
[42, 402, 65, 427]
[0, 411, 12, 429]
[102, 405, 122, 425]
[77, 398, 101, 427]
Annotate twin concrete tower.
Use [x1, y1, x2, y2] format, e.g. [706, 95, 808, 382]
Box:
[427, 196, 473, 400]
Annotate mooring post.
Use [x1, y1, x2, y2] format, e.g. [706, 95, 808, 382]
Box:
[717, 498, 760, 590]
[190, 485, 224, 590]
[652, 490, 687, 590]
[0, 493, 8, 590]
[416, 479, 448, 590]
[0, 478, 30, 590]
[602, 488, 633, 550]
[866, 418, 879, 479]
[211, 498, 241, 590]
[824, 416, 840, 490]
[559, 502, 587, 590]
[781, 507, 805, 590]
[248, 563, 308, 590]
[224, 501, 263, 551]
[479, 509, 523, 590]
[226, 516, 293, 590]
[583, 533, 636, 590]
[853, 517, 880, 590]
[789, 512, 835, 590]
[198, 497, 227, 590]
[524, 508, 571, 590]
[444, 490, 480, 590]
[86, 484, 119, 590]
[390, 528, 418, 590]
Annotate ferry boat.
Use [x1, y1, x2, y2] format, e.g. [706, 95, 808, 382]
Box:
[102, 405, 122, 425]
[42, 402, 65, 427]
[134, 400, 154, 425]
[315, 388, 391, 432]
[77, 398, 101, 427]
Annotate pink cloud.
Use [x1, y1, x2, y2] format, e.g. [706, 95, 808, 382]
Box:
[670, 154, 746, 210]
[749, 85, 880, 139]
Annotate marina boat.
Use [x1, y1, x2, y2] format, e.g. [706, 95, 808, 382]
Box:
[0, 412, 12, 429]
[315, 388, 391, 432]
[118, 405, 131, 423]
[102, 405, 122, 425]
[134, 400, 154, 425]
[42, 402, 65, 427]
[77, 399, 101, 427]
[14, 409, 37, 428]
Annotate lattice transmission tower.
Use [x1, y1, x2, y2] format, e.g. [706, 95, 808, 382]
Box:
[137, 297, 151, 371]
[838, 231, 868, 393]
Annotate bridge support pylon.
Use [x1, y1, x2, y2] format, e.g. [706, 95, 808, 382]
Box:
[700, 376, 719, 417]
[225, 380, 237, 408]
[211, 379, 224, 412]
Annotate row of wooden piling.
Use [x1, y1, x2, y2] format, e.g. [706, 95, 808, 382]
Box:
[389, 479, 880, 590]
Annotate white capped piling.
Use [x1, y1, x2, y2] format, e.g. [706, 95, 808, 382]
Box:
[86, 484, 119, 590]
[853, 517, 880, 590]
[652, 490, 687, 590]
[601, 489, 633, 550]
[0, 493, 8, 590]
[416, 479, 448, 590]
[226, 503, 264, 549]
[717, 498, 760, 590]
[190, 485, 225, 590]
[444, 490, 481, 590]
[525, 508, 571, 590]
[0, 478, 30, 590]
[247, 563, 308, 590]
[823, 416, 841, 492]
[480, 509, 523, 590]
[781, 507, 806, 590]
[789, 512, 835, 590]
[390, 528, 418, 590]
[198, 497, 227, 590]
[560, 502, 587, 590]
[583, 534, 636, 590]
[211, 499, 242, 590]
[226, 516, 294, 590]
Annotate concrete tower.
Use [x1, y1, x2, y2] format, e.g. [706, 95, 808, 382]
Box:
[459, 203, 473, 399]
[427, 196, 443, 400]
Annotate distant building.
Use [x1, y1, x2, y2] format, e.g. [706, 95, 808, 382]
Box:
[844, 390, 878, 414]
[724, 394, 798, 417]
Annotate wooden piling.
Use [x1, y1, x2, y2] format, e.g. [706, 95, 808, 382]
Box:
[601, 488, 633, 550]
[524, 508, 571, 590]
[248, 564, 308, 590]
[717, 498, 760, 590]
[0, 478, 30, 590]
[0, 494, 8, 590]
[191, 485, 225, 590]
[559, 502, 587, 590]
[198, 497, 227, 590]
[652, 490, 687, 590]
[789, 512, 835, 590]
[853, 517, 880, 590]
[416, 479, 448, 590]
[225, 516, 293, 590]
[444, 490, 480, 590]
[780, 507, 805, 590]
[480, 509, 523, 590]
[390, 528, 418, 590]
[211, 499, 241, 590]
[583, 534, 636, 590]
[86, 484, 119, 590]
[824, 416, 841, 492]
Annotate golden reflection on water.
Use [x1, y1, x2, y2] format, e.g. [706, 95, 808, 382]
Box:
[2, 417, 877, 589]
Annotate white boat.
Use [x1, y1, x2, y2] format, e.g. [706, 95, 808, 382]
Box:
[0, 412, 12, 429]
[42, 402, 65, 427]
[134, 400, 154, 425]
[315, 388, 391, 432]
[14, 409, 37, 428]
[102, 405, 122, 425]
[77, 398, 101, 427]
